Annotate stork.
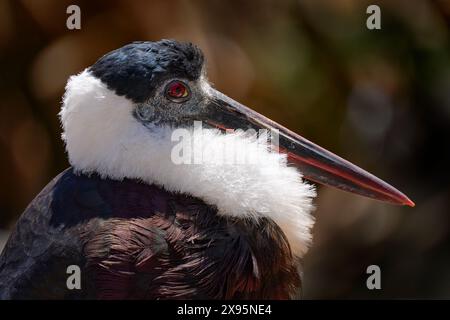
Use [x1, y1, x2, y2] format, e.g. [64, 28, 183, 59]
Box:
[0, 40, 413, 299]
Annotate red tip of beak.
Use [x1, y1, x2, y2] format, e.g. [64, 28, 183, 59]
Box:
[404, 198, 415, 207]
[286, 150, 415, 208]
[205, 89, 415, 208]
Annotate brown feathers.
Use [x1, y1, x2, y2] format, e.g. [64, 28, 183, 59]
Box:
[0, 168, 301, 299]
[83, 199, 301, 299]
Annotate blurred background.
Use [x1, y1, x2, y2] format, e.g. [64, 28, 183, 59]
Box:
[1, 0, 450, 298]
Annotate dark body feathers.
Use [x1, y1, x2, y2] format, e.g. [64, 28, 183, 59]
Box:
[0, 168, 300, 299]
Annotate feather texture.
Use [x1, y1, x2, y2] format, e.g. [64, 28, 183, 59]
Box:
[59, 70, 316, 256]
[0, 169, 300, 299]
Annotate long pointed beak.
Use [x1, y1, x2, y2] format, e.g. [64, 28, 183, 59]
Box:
[204, 89, 414, 207]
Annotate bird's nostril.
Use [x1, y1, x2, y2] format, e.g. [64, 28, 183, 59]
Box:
[135, 104, 154, 121]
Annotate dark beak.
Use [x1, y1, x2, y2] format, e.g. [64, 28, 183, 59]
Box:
[204, 89, 414, 207]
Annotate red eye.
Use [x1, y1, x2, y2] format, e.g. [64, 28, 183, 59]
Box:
[165, 81, 190, 102]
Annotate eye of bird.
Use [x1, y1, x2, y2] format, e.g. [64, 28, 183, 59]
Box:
[165, 80, 190, 102]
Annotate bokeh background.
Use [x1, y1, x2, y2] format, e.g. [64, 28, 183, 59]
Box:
[1, 0, 450, 299]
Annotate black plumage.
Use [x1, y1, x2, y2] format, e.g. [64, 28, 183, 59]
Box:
[0, 38, 414, 300]
[0, 168, 300, 299]
[0, 39, 307, 299]
[90, 40, 204, 103]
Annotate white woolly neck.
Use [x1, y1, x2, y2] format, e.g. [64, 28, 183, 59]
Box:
[59, 70, 316, 257]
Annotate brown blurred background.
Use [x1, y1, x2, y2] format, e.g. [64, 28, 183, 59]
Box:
[1, 0, 450, 298]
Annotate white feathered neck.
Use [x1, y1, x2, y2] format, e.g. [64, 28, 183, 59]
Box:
[59, 70, 316, 257]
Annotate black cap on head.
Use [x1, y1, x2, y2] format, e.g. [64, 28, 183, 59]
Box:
[90, 40, 205, 103]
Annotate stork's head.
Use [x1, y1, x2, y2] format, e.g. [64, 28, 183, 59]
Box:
[60, 40, 413, 257]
